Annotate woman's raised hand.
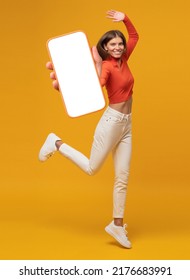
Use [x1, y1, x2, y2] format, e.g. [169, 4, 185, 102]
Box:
[106, 10, 125, 22]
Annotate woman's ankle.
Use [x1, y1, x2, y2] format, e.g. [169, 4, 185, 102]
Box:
[55, 140, 63, 150]
[114, 218, 123, 227]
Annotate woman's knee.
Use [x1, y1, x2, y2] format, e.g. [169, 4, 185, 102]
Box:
[87, 165, 99, 176]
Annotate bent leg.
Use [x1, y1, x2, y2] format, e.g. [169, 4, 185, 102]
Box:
[59, 143, 94, 175]
[59, 113, 122, 175]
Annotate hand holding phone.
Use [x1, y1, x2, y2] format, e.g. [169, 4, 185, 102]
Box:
[47, 31, 105, 117]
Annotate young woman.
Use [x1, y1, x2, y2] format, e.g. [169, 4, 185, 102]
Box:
[39, 10, 139, 248]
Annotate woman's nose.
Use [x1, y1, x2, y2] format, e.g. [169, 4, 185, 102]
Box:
[115, 44, 121, 49]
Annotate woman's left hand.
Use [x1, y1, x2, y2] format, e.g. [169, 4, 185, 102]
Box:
[106, 10, 125, 22]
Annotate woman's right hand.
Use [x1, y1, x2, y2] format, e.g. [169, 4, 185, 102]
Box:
[46, 61, 59, 91]
[46, 46, 102, 90]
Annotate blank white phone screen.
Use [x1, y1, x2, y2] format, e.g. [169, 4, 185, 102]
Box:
[47, 31, 105, 117]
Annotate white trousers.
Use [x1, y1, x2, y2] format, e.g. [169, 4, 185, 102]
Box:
[59, 106, 132, 218]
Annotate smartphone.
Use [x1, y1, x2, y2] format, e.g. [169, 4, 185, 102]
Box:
[47, 31, 105, 117]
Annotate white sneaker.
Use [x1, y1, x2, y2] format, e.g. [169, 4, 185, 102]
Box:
[38, 133, 61, 162]
[105, 221, 132, 248]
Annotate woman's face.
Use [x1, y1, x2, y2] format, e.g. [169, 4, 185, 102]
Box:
[104, 36, 125, 59]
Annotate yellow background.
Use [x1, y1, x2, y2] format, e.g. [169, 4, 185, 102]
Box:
[0, 0, 190, 259]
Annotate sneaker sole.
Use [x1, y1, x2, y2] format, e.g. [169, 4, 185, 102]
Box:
[105, 226, 132, 249]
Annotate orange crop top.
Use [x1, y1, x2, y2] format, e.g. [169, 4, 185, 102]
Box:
[100, 15, 139, 104]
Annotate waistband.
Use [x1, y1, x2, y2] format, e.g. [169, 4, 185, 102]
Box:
[104, 106, 132, 121]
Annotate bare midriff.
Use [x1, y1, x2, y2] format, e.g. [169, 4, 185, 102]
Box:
[109, 96, 132, 115]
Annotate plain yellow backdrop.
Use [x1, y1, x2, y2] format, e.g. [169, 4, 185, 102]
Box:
[0, 0, 190, 259]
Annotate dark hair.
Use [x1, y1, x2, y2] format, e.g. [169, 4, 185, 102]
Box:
[96, 30, 126, 60]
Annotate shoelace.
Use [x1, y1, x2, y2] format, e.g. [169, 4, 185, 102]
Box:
[122, 224, 131, 246]
[123, 224, 128, 233]
[120, 224, 128, 237]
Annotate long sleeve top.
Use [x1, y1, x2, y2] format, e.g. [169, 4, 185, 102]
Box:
[100, 15, 139, 104]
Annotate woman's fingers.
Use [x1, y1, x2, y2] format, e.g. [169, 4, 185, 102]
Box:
[50, 71, 56, 80]
[46, 61, 59, 91]
[46, 61, 53, 70]
[52, 80, 59, 90]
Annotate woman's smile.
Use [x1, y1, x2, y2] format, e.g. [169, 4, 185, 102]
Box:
[105, 36, 125, 58]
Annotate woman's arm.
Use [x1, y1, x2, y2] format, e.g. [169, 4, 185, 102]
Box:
[123, 15, 139, 59]
[91, 46, 102, 77]
[107, 10, 139, 60]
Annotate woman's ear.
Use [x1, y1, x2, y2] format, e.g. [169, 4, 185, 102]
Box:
[103, 44, 108, 51]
